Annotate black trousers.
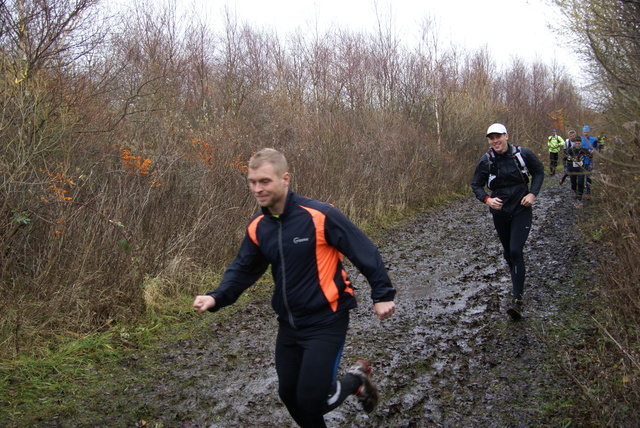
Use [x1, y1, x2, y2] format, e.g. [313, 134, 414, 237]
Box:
[570, 172, 586, 199]
[275, 311, 361, 428]
[492, 207, 533, 301]
[549, 152, 559, 173]
[584, 163, 592, 195]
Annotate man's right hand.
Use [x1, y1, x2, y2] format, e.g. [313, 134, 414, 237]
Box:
[486, 197, 503, 210]
[193, 295, 216, 313]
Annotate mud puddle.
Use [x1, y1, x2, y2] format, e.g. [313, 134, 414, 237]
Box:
[47, 181, 594, 427]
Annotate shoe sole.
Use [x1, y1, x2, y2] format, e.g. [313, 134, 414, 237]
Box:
[352, 360, 379, 413]
[360, 378, 379, 413]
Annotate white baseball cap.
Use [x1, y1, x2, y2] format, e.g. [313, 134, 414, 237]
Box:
[486, 123, 507, 136]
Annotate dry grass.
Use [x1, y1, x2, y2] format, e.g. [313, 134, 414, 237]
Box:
[577, 142, 640, 416]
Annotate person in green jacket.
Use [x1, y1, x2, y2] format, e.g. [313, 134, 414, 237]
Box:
[547, 129, 564, 176]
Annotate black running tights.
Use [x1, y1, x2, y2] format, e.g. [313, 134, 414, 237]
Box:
[492, 207, 533, 301]
[275, 312, 361, 428]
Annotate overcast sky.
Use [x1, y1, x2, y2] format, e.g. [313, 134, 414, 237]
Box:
[193, 0, 574, 69]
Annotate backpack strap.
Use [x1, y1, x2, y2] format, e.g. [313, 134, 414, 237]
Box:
[511, 145, 530, 184]
[486, 150, 497, 189]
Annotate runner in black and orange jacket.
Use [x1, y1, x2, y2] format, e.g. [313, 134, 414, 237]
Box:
[193, 148, 395, 428]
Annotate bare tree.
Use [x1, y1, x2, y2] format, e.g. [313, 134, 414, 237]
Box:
[552, 0, 640, 119]
[1, 0, 102, 80]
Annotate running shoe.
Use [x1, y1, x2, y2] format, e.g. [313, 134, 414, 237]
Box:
[348, 360, 379, 413]
[507, 298, 523, 321]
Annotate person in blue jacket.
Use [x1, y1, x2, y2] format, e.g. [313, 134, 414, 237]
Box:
[581, 125, 599, 199]
[471, 123, 544, 320]
[193, 148, 396, 427]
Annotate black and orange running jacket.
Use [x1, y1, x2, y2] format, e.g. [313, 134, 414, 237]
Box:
[206, 190, 396, 329]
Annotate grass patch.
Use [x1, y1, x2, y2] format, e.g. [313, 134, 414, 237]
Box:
[531, 256, 639, 426]
[0, 273, 274, 427]
[1, 331, 123, 425]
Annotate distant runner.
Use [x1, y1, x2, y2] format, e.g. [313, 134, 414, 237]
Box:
[581, 125, 599, 200]
[559, 130, 577, 185]
[547, 129, 564, 176]
[566, 136, 591, 201]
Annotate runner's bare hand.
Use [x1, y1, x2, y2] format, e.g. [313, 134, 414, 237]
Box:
[193, 295, 215, 313]
[486, 197, 503, 210]
[374, 301, 396, 320]
[520, 193, 536, 207]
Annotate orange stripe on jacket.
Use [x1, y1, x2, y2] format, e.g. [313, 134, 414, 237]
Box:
[301, 206, 353, 311]
[247, 215, 264, 246]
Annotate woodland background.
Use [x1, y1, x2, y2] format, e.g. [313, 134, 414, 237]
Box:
[1, 0, 639, 418]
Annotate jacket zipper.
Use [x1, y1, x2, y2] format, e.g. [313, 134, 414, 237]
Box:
[277, 219, 296, 328]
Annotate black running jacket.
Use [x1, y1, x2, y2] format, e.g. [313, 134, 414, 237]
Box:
[471, 144, 544, 216]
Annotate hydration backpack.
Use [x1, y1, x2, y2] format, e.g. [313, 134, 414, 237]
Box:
[486, 145, 529, 189]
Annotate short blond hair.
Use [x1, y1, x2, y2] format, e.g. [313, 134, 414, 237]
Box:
[248, 148, 288, 176]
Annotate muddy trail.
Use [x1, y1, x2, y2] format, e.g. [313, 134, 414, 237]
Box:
[49, 181, 596, 427]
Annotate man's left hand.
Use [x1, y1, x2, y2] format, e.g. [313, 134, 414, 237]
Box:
[521, 193, 536, 207]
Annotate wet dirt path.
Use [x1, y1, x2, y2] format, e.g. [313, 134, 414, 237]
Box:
[58, 181, 592, 427]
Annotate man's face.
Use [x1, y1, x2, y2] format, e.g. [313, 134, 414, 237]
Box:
[583, 131, 590, 138]
[487, 133, 509, 154]
[574, 140, 582, 148]
[247, 162, 290, 215]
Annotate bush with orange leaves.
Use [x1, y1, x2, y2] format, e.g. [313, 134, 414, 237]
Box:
[189, 139, 215, 170]
[40, 170, 75, 203]
[120, 146, 152, 175]
[231, 153, 250, 174]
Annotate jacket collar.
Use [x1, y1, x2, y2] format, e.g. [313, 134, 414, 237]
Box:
[261, 189, 296, 218]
